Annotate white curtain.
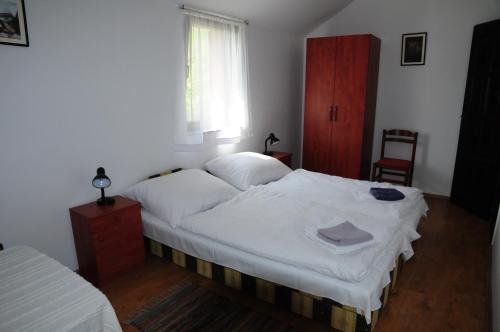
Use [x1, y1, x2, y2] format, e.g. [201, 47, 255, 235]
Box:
[175, 10, 251, 150]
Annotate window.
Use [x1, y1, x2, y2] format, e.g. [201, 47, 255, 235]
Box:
[176, 10, 251, 149]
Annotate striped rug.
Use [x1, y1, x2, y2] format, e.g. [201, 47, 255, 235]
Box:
[124, 282, 293, 332]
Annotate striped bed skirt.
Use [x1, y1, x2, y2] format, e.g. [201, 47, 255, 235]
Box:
[144, 237, 404, 332]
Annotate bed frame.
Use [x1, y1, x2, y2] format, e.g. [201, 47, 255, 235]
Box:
[145, 236, 404, 332]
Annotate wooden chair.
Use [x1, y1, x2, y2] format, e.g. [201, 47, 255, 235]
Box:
[372, 129, 418, 186]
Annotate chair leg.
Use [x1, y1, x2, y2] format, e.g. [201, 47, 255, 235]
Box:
[409, 166, 414, 187]
[372, 164, 377, 182]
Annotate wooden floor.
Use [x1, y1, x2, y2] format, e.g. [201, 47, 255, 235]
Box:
[101, 197, 491, 331]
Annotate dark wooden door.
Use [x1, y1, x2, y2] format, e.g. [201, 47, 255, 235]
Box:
[331, 35, 371, 179]
[451, 19, 500, 221]
[303, 37, 336, 174]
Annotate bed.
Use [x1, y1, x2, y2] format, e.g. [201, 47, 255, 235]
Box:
[125, 153, 428, 332]
[0, 246, 121, 332]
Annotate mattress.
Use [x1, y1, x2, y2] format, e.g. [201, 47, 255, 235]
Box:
[142, 206, 421, 323]
[0, 246, 121, 332]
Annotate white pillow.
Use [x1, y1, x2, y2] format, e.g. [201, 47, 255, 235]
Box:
[124, 169, 239, 227]
[205, 152, 292, 191]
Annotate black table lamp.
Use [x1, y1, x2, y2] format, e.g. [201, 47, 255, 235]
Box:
[92, 167, 115, 206]
[264, 133, 280, 155]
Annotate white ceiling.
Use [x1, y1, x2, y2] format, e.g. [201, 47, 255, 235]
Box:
[172, 0, 353, 35]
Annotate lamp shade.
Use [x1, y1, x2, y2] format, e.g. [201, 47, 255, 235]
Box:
[92, 167, 111, 188]
[268, 133, 280, 145]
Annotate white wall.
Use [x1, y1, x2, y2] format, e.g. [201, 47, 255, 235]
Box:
[0, 0, 302, 269]
[493, 208, 500, 332]
[307, 0, 500, 195]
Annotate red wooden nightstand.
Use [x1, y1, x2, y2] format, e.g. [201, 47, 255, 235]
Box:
[271, 151, 293, 168]
[69, 196, 144, 287]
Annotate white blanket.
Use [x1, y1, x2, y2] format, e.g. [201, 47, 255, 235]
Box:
[181, 177, 423, 282]
[265, 169, 428, 241]
[0, 246, 121, 332]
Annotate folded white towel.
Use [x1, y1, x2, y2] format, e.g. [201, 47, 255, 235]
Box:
[318, 221, 374, 245]
[305, 218, 377, 254]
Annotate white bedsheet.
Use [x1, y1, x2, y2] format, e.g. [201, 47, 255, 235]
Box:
[0, 246, 121, 332]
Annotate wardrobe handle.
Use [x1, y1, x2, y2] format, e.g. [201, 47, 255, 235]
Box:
[329, 106, 334, 121]
[333, 106, 338, 122]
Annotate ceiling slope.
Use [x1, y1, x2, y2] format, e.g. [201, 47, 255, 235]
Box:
[172, 0, 353, 35]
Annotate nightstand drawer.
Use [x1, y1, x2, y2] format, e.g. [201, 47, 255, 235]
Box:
[91, 208, 140, 248]
[95, 244, 144, 284]
[92, 231, 143, 259]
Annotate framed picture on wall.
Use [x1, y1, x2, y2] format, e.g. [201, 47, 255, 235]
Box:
[401, 32, 427, 66]
[0, 0, 29, 47]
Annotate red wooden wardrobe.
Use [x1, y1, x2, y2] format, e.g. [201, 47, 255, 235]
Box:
[302, 35, 380, 180]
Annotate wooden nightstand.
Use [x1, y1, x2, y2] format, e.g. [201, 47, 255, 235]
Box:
[69, 196, 144, 287]
[271, 151, 293, 168]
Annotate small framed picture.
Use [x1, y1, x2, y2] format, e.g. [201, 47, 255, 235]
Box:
[0, 0, 29, 47]
[401, 32, 427, 66]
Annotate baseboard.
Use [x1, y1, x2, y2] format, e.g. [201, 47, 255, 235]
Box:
[423, 192, 449, 200]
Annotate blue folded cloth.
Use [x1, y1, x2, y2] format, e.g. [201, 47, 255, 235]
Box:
[369, 187, 405, 201]
[317, 221, 373, 246]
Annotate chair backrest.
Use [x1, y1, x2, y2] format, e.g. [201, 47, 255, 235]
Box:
[380, 129, 418, 165]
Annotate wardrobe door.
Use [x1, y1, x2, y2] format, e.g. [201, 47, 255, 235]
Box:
[330, 35, 371, 179]
[303, 37, 336, 174]
[451, 19, 500, 221]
